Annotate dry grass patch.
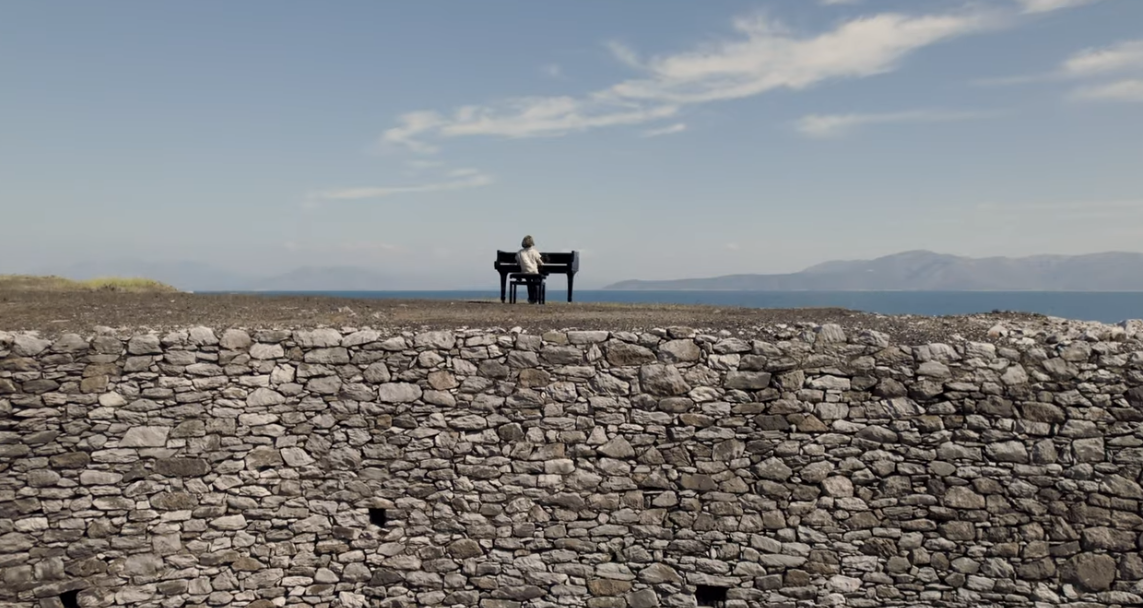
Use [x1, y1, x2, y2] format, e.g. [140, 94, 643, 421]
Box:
[0, 275, 179, 293]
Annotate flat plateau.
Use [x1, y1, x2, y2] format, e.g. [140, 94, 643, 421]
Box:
[0, 290, 1086, 344]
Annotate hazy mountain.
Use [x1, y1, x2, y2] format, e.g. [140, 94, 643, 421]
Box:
[39, 260, 448, 291]
[246, 266, 446, 292]
[603, 250, 1143, 291]
[42, 259, 252, 292]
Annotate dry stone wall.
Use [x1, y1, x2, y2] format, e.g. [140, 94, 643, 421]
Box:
[2, 321, 1143, 608]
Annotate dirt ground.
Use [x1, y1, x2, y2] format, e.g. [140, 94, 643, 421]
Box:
[0, 291, 1054, 344]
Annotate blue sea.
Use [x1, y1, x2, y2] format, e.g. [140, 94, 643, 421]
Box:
[236, 290, 1143, 324]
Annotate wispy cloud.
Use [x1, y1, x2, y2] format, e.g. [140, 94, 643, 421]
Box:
[976, 38, 1143, 89]
[542, 64, 564, 79]
[1071, 79, 1143, 102]
[820, 0, 861, 5]
[642, 123, 687, 137]
[1015, 0, 1103, 14]
[724, 243, 741, 251]
[308, 168, 494, 202]
[796, 110, 991, 138]
[1062, 40, 1143, 77]
[381, 6, 1007, 153]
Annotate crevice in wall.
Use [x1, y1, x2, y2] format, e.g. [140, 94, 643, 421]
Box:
[695, 585, 728, 608]
[369, 508, 388, 527]
[59, 590, 80, 608]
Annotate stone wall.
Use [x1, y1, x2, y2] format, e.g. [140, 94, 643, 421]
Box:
[2, 321, 1143, 608]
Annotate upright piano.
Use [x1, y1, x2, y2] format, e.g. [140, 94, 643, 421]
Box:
[494, 250, 580, 303]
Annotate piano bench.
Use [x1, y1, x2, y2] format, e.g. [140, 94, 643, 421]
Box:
[509, 273, 546, 305]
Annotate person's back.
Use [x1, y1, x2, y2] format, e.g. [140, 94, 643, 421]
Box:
[515, 235, 544, 303]
[516, 236, 543, 274]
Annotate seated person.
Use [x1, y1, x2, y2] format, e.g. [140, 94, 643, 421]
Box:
[516, 235, 544, 304]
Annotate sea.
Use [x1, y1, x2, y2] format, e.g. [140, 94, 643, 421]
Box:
[238, 290, 1143, 324]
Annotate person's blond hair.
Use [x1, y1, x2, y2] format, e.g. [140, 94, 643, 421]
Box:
[521, 235, 535, 248]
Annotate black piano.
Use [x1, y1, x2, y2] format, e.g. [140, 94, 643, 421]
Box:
[494, 250, 580, 303]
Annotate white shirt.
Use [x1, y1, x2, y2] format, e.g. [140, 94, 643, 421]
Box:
[516, 246, 543, 274]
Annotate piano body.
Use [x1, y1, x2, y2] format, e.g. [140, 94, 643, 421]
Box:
[494, 250, 579, 303]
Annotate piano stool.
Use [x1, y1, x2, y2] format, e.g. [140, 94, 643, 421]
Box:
[508, 273, 546, 304]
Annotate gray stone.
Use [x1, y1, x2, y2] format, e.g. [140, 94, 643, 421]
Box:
[414, 330, 455, 349]
[1000, 364, 1028, 385]
[220, 329, 252, 350]
[568, 330, 610, 344]
[606, 342, 656, 366]
[756, 457, 793, 481]
[985, 441, 1028, 463]
[639, 365, 690, 396]
[639, 563, 682, 584]
[363, 362, 392, 383]
[128, 334, 163, 355]
[378, 382, 422, 403]
[154, 458, 210, 477]
[247, 388, 286, 406]
[598, 436, 636, 459]
[295, 328, 342, 347]
[724, 371, 772, 390]
[12, 334, 52, 356]
[809, 375, 850, 391]
[188, 326, 218, 345]
[944, 486, 986, 509]
[249, 343, 285, 359]
[627, 589, 659, 608]
[659, 340, 702, 363]
[80, 470, 123, 485]
[822, 476, 854, 497]
[246, 446, 283, 470]
[120, 426, 171, 447]
[0, 532, 34, 553]
[281, 447, 316, 467]
[210, 515, 247, 530]
[1061, 553, 1117, 592]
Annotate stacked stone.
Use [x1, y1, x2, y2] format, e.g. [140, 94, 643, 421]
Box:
[0, 320, 1141, 608]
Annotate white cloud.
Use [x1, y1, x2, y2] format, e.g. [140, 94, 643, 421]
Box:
[308, 169, 494, 202]
[542, 64, 564, 78]
[381, 111, 444, 154]
[1062, 40, 1143, 76]
[382, 7, 1005, 152]
[724, 243, 741, 251]
[975, 39, 1143, 87]
[821, 0, 861, 5]
[1071, 79, 1143, 102]
[605, 41, 644, 70]
[642, 123, 687, 137]
[1015, 0, 1102, 14]
[796, 110, 990, 137]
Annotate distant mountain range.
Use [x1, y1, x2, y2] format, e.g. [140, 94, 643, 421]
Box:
[36, 259, 472, 292]
[603, 250, 1143, 292]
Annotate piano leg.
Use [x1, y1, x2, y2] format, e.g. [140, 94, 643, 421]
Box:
[567, 272, 575, 303]
[499, 272, 508, 303]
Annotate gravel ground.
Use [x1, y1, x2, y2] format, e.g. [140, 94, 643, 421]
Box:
[0, 291, 1060, 344]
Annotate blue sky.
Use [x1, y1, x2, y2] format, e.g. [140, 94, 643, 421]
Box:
[2, 0, 1141, 288]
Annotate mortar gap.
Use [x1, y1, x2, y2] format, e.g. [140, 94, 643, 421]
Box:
[60, 590, 80, 608]
[695, 585, 728, 608]
[369, 508, 388, 527]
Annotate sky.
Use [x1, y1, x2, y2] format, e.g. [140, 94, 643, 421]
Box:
[2, 0, 1142, 288]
